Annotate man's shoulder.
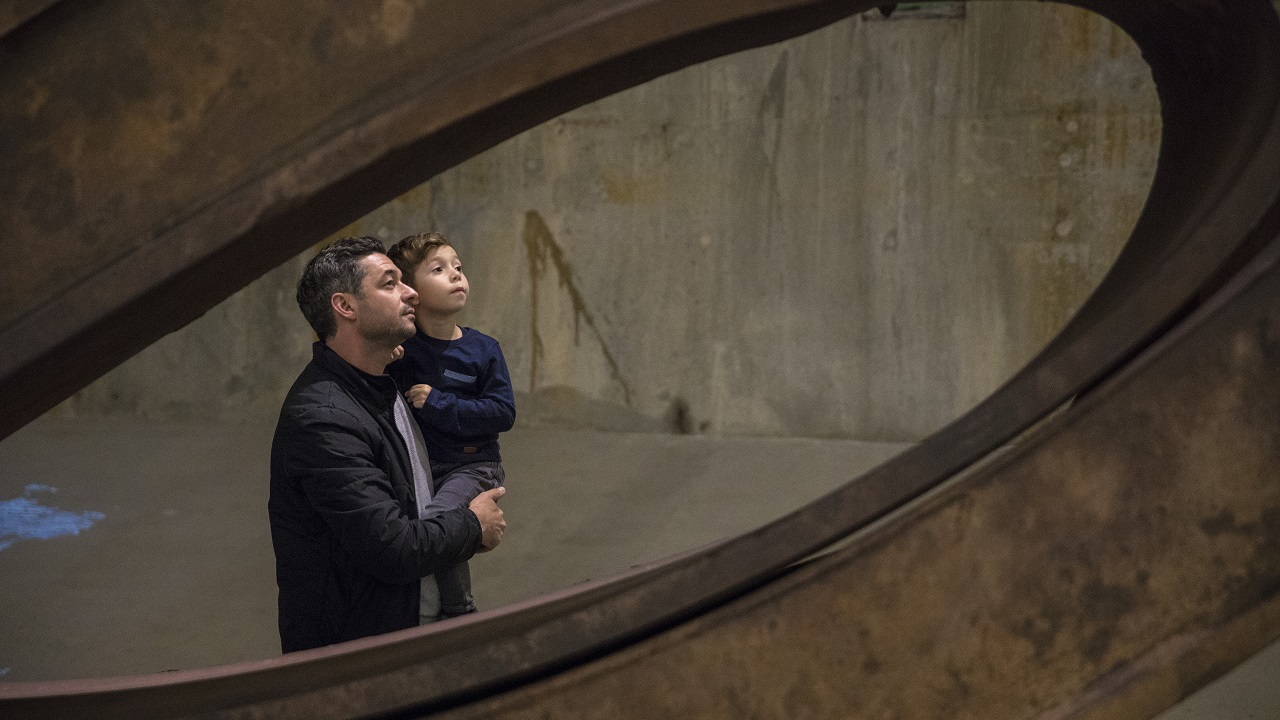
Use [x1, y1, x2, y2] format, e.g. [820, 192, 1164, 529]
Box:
[279, 363, 370, 427]
[272, 371, 380, 470]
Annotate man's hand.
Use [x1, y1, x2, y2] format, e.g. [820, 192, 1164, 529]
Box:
[406, 383, 433, 409]
[469, 487, 506, 552]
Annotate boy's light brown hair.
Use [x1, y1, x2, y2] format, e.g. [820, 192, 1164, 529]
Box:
[387, 232, 452, 288]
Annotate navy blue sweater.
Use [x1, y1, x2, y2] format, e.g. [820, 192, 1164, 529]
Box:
[388, 328, 515, 467]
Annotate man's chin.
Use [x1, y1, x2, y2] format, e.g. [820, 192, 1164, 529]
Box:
[402, 319, 419, 340]
[371, 327, 415, 353]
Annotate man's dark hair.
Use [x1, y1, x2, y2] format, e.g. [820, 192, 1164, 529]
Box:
[296, 236, 386, 340]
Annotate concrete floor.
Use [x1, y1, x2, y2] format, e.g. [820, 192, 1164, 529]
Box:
[0, 419, 1275, 718]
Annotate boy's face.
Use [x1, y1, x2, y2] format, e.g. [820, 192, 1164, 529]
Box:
[412, 244, 469, 319]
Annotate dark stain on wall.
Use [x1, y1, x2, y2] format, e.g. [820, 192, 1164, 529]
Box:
[522, 209, 632, 405]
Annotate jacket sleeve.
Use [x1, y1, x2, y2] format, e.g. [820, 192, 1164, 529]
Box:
[282, 406, 482, 584]
[416, 344, 516, 436]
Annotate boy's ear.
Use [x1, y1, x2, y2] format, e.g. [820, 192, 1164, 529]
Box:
[331, 292, 357, 323]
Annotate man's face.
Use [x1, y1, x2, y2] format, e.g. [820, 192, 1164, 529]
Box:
[350, 253, 418, 347]
[411, 245, 469, 319]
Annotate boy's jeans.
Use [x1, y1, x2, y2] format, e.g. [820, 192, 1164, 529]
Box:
[422, 461, 505, 617]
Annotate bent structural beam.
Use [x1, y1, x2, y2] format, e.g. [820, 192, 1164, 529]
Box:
[432, 232, 1280, 719]
[1, 0, 1279, 718]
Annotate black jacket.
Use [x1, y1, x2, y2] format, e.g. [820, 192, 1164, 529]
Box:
[269, 342, 482, 652]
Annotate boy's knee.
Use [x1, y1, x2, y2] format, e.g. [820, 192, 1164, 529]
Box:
[479, 462, 505, 490]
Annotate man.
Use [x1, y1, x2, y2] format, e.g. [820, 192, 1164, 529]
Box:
[269, 236, 506, 653]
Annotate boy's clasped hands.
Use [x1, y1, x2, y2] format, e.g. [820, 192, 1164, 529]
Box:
[405, 383, 433, 409]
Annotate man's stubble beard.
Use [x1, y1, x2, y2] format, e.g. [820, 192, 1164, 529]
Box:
[362, 316, 415, 353]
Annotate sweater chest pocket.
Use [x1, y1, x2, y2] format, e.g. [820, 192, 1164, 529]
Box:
[440, 368, 477, 391]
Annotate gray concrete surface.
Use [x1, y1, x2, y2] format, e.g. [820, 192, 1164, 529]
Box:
[52, 3, 1156, 443]
[0, 418, 905, 681]
[1155, 639, 1280, 720]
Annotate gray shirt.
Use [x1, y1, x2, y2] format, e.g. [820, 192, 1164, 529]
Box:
[392, 393, 442, 622]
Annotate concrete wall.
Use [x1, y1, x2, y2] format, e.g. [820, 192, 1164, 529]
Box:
[53, 2, 1160, 443]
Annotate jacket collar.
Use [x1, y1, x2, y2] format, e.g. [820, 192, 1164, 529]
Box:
[311, 341, 400, 410]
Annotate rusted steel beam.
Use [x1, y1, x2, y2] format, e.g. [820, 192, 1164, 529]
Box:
[0, 0, 1278, 718]
[420, 229, 1280, 720]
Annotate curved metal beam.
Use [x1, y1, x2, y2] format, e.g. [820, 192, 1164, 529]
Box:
[0, 0, 61, 38]
[0, 0, 1278, 718]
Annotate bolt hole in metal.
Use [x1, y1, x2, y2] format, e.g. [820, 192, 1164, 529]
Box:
[3, 0, 1279, 717]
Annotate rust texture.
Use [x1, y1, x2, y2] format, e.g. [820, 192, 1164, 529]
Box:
[1, 0, 1279, 719]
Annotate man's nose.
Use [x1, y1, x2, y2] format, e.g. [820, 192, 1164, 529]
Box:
[402, 284, 418, 304]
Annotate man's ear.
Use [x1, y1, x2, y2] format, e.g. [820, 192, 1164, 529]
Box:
[331, 292, 358, 323]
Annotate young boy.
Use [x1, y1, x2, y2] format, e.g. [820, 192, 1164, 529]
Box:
[386, 232, 515, 618]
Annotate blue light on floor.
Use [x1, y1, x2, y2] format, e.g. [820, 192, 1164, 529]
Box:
[0, 484, 105, 551]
